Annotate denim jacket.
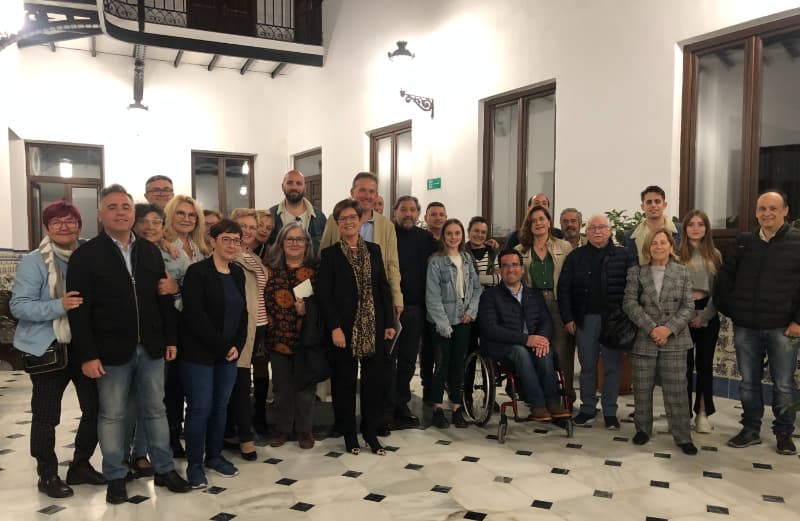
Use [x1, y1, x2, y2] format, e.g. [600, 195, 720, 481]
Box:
[426, 252, 482, 337]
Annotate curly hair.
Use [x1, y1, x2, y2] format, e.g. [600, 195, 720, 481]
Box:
[517, 205, 552, 252]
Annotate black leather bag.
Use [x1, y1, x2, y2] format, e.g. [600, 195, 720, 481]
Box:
[294, 296, 329, 389]
[600, 306, 636, 351]
[21, 342, 68, 374]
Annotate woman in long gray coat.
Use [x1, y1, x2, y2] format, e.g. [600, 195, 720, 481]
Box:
[623, 228, 697, 455]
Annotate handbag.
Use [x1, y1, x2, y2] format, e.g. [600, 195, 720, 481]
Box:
[20, 341, 68, 375]
[600, 305, 637, 351]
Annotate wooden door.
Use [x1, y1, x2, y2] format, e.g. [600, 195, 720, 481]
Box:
[305, 175, 322, 211]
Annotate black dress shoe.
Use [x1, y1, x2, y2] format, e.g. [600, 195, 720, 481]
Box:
[129, 457, 155, 478]
[38, 475, 74, 498]
[678, 442, 698, 455]
[154, 470, 191, 493]
[106, 478, 127, 504]
[376, 425, 391, 437]
[66, 461, 106, 485]
[632, 431, 650, 445]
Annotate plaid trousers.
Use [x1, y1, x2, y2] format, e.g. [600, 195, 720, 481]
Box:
[631, 350, 692, 444]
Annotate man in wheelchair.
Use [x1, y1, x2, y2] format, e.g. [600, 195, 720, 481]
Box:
[477, 249, 571, 422]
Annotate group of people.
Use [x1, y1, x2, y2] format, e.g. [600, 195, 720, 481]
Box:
[10, 168, 800, 505]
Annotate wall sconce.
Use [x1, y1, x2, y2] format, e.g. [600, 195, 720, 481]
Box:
[59, 159, 73, 179]
[388, 40, 434, 119]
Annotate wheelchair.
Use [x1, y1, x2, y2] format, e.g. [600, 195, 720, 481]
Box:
[461, 349, 575, 442]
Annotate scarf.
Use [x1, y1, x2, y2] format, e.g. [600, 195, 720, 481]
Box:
[339, 237, 376, 358]
[39, 235, 75, 343]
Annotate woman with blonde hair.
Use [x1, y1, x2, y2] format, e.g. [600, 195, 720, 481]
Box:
[164, 195, 209, 262]
[253, 210, 274, 261]
[677, 210, 722, 433]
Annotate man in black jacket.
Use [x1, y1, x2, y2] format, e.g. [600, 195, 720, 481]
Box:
[67, 184, 190, 503]
[388, 196, 437, 429]
[478, 250, 570, 421]
[557, 215, 629, 429]
[715, 190, 800, 455]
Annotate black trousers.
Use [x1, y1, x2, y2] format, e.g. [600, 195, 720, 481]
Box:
[164, 359, 184, 436]
[225, 325, 266, 443]
[687, 303, 720, 416]
[420, 321, 435, 398]
[384, 305, 424, 416]
[29, 351, 99, 478]
[330, 342, 390, 438]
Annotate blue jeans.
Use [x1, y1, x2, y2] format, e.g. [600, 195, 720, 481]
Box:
[96, 345, 173, 480]
[576, 314, 623, 416]
[488, 344, 559, 407]
[124, 388, 150, 459]
[180, 359, 237, 471]
[734, 326, 798, 435]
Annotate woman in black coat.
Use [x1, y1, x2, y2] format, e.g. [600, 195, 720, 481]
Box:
[316, 199, 396, 455]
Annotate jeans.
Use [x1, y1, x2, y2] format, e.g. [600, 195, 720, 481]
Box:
[488, 344, 559, 407]
[124, 388, 150, 459]
[96, 345, 173, 480]
[432, 323, 471, 405]
[734, 326, 799, 435]
[575, 314, 623, 417]
[180, 359, 237, 470]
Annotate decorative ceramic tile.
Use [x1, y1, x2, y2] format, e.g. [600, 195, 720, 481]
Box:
[604, 460, 622, 467]
[703, 471, 722, 479]
[210, 513, 236, 521]
[762, 495, 784, 503]
[276, 478, 297, 486]
[532, 500, 553, 509]
[290, 502, 314, 512]
[127, 495, 149, 504]
[364, 493, 385, 502]
[37, 505, 65, 515]
[404, 464, 423, 471]
[650, 480, 669, 488]
[343, 470, 362, 478]
[593, 490, 613, 499]
[706, 505, 729, 515]
[464, 511, 487, 520]
[431, 485, 451, 493]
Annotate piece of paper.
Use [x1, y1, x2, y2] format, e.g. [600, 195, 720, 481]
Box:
[389, 318, 403, 356]
[293, 279, 314, 299]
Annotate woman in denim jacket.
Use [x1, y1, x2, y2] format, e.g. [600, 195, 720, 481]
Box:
[426, 219, 482, 429]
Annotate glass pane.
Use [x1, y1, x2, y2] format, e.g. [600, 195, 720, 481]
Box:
[759, 32, 800, 225]
[375, 136, 392, 207]
[28, 144, 102, 179]
[695, 46, 745, 229]
[224, 158, 251, 213]
[525, 94, 555, 209]
[193, 156, 219, 213]
[396, 131, 412, 201]
[71, 187, 98, 240]
[491, 103, 519, 238]
[294, 151, 321, 177]
[30, 182, 66, 245]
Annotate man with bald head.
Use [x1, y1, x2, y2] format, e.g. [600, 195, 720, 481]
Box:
[267, 169, 327, 253]
[557, 214, 630, 428]
[716, 190, 800, 455]
[505, 193, 564, 249]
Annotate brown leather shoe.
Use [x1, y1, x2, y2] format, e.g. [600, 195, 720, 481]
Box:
[270, 432, 289, 448]
[529, 407, 552, 422]
[546, 402, 571, 419]
[297, 431, 315, 449]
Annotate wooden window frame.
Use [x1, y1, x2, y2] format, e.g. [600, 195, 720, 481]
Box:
[25, 140, 105, 250]
[679, 13, 800, 241]
[367, 120, 412, 205]
[191, 150, 255, 215]
[481, 81, 556, 236]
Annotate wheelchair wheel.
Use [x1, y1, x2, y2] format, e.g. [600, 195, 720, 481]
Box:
[566, 419, 575, 438]
[497, 415, 508, 444]
[462, 351, 495, 426]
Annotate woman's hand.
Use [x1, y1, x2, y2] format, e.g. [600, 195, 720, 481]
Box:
[294, 297, 306, 316]
[332, 328, 346, 348]
[688, 316, 703, 329]
[61, 290, 83, 311]
[160, 239, 180, 259]
[650, 326, 671, 346]
[225, 346, 239, 361]
[462, 313, 473, 324]
[384, 328, 396, 340]
[165, 345, 177, 361]
[485, 238, 500, 250]
[158, 272, 179, 295]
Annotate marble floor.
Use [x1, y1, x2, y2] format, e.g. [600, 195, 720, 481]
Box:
[0, 371, 798, 521]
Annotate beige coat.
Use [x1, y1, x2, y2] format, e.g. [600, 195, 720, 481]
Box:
[233, 251, 269, 368]
[515, 237, 574, 299]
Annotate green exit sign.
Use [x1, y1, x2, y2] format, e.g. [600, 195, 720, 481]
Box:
[427, 177, 442, 190]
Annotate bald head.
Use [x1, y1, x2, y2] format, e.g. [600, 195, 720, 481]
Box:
[756, 191, 789, 235]
[528, 193, 550, 210]
[282, 170, 306, 204]
[586, 214, 612, 248]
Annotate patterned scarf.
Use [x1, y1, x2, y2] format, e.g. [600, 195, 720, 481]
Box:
[38, 235, 75, 343]
[339, 237, 376, 358]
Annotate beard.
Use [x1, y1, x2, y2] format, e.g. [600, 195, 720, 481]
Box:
[284, 190, 304, 204]
[398, 217, 416, 230]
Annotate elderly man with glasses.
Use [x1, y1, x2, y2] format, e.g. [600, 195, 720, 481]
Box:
[144, 175, 175, 209]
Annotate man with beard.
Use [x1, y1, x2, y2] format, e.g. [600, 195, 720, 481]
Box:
[267, 170, 327, 253]
[560, 208, 587, 249]
[388, 196, 437, 428]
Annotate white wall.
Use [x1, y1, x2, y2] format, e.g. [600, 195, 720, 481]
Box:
[1, 44, 290, 249]
[283, 0, 800, 224]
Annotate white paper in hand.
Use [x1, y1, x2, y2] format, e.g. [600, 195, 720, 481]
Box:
[293, 278, 314, 299]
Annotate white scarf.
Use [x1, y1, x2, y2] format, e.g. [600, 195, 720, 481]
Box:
[39, 236, 75, 343]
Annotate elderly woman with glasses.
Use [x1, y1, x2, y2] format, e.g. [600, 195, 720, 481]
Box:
[264, 223, 318, 449]
[179, 219, 248, 488]
[10, 201, 105, 498]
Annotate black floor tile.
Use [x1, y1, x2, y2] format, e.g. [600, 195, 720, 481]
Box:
[753, 462, 772, 470]
[5, 434, 23, 439]
[62, 443, 75, 448]
[593, 490, 613, 499]
[343, 470, 363, 478]
[566, 443, 582, 449]
[532, 500, 553, 509]
[276, 478, 296, 486]
[485, 434, 498, 440]
[15, 420, 31, 425]
[462, 456, 480, 462]
[38, 505, 65, 515]
[210, 513, 236, 521]
[384, 445, 399, 452]
[533, 428, 548, 434]
[205, 486, 226, 495]
[263, 458, 282, 464]
[604, 460, 622, 467]
[404, 464, 423, 471]
[0, 449, 14, 455]
[654, 452, 671, 459]
[650, 480, 669, 488]
[431, 485, 451, 493]
[515, 450, 532, 456]
[290, 502, 314, 512]
[762, 495, 784, 503]
[706, 505, 729, 515]
[613, 436, 629, 442]
[645, 517, 668, 521]
[701, 446, 718, 452]
[464, 512, 487, 521]
[435, 440, 452, 445]
[324, 451, 342, 458]
[494, 476, 513, 483]
[127, 495, 148, 504]
[703, 471, 722, 479]
[551, 467, 569, 475]
[364, 493, 385, 502]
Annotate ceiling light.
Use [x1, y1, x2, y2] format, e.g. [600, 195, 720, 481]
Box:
[388, 41, 414, 63]
[241, 162, 250, 175]
[239, 185, 248, 196]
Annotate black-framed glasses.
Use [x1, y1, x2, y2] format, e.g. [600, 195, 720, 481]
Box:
[218, 237, 242, 246]
[146, 187, 174, 194]
[284, 237, 308, 244]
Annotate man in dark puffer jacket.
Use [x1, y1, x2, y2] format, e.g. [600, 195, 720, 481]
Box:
[557, 215, 630, 429]
[715, 190, 800, 456]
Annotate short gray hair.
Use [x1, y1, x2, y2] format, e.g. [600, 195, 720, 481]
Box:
[99, 184, 133, 207]
[560, 207, 583, 222]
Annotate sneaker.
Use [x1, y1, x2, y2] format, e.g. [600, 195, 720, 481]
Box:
[432, 408, 450, 429]
[727, 429, 761, 448]
[529, 407, 552, 422]
[206, 457, 240, 478]
[546, 402, 571, 419]
[186, 465, 207, 489]
[632, 431, 650, 445]
[452, 408, 469, 428]
[604, 416, 621, 430]
[776, 433, 797, 455]
[678, 442, 698, 455]
[694, 412, 713, 434]
[573, 411, 596, 425]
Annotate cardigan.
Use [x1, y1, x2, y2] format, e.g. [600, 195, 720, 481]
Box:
[515, 237, 574, 299]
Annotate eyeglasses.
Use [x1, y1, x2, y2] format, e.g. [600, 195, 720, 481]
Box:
[338, 215, 359, 223]
[175, 210, 197, 220]
[218, 237, 242, 246]
[48, 218, 79, 228]
[587, 225, 610, 232]
[284, 237, 307, 244]
[500, 262, 522, 269]
[137, 219, 163, 227]
[146, 187, 174, 194]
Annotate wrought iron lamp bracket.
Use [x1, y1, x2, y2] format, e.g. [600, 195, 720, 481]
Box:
[399, 89, 434, 119]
